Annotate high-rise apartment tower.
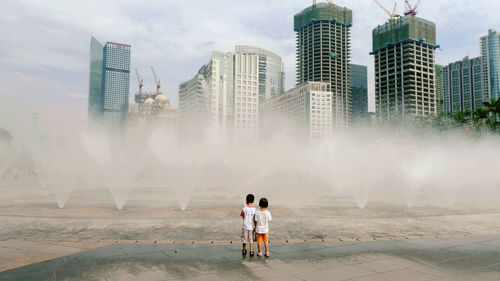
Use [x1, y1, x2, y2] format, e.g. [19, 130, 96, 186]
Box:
[442, 57, 483, 114]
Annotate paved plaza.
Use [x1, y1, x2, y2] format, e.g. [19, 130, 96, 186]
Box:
[1, 183, 500, 280]
[1, 235, 499, 281]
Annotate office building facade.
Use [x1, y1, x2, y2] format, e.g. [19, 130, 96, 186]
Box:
[349, 64, 368, 120]
[179, 46, 283, 143]
[88, 37, 131, 130]
[235, 46, 285, 102]
[179, 69, 209, 142]
[179, 51, 237, 142]
[88, 37, 104, 123]
[260, 82, 332, 141]
[371, 16, 438, 121]
[233, 52, 259, 142]
[294, 2, 352, 128]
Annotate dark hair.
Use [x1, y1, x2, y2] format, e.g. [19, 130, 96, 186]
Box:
[246, 194, 255, 204]
[259, 198, 268, 208]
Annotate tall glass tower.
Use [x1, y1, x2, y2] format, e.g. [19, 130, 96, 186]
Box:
[294, 2, 352, 128]
[481, 29, 500, 101]
[349, 64, 368, 121]
[88, 37, 131, 130]
[88, 37, 104, 123]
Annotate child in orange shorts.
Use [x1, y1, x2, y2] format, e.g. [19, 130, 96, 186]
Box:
[254, 198, 272, 257]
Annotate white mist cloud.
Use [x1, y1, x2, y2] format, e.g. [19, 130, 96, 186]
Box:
[0, 0, 498, 124]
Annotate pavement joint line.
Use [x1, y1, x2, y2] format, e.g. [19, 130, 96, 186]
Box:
[0, 234, 493, 246]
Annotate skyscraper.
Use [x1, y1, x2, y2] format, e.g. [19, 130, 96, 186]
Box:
[178, 46, 284, 143]
[233, 52, 259, 143]
[371, 16, 438, 121]
[294, 2, 352, 128]
[88, 37, 104, 123]
[442, 57, 483, 114]
[235, 46, 285, 102]
[349, 64, 368, 121]
[179, 66, 210, 142]
[481, 29, 500, 101]
[88, 37, 131, 130]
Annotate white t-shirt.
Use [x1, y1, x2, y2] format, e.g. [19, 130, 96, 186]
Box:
[254, 209, 272, 234]
[240, 206, 256, 230]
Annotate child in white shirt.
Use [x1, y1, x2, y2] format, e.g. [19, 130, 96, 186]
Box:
[240, 194, 256, 256]
[254, 197, 272, 257]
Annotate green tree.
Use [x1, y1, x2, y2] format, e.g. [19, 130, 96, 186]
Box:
[482, 98, 500, 131]
[483, 98, 500, 118]
[453, 110, 471, 125]
[472, 107, 489, 128]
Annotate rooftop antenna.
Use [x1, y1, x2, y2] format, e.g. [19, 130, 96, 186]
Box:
[151, 66, 161, 95]
[373, 0, 400, 22]
[135, 68, 143, 95]
[404, 0, 422, 16]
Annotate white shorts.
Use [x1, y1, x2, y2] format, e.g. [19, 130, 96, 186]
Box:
[241, 229, 254, 243]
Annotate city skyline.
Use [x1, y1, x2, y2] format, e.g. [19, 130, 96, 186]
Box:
[1, 0, 499, 135]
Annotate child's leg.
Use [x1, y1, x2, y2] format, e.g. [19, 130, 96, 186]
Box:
[257, 241, 262, 254]
[241, 229, 247, 252]
[264, 234, 270, 254]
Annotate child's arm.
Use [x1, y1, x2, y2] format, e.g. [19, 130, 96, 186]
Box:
[240, 210, 244, 219]
[267, 211, 272, 222]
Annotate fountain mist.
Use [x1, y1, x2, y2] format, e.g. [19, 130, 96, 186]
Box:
[1, 118, 500, 211]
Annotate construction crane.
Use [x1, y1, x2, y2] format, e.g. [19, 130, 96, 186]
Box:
[151, 66, 161, 95]
[404, 0, 422, 16]
[373, 0, 400, 22]
[135, 68, 143, 95]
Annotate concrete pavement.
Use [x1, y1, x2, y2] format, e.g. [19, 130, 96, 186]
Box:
[1, 235, 499, 281]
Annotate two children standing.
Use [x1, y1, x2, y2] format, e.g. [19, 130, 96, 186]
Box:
[240, 194, 272, 257]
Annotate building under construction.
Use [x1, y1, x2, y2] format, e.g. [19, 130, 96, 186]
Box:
[294, 1, 352, 128]
[128, 68, 178, 141]
[371, 8, 438, 121]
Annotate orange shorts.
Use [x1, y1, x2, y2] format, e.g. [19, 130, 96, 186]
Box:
[256, 233, 268, 243]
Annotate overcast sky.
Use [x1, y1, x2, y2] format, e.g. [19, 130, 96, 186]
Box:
[1, 0, 499, 135]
